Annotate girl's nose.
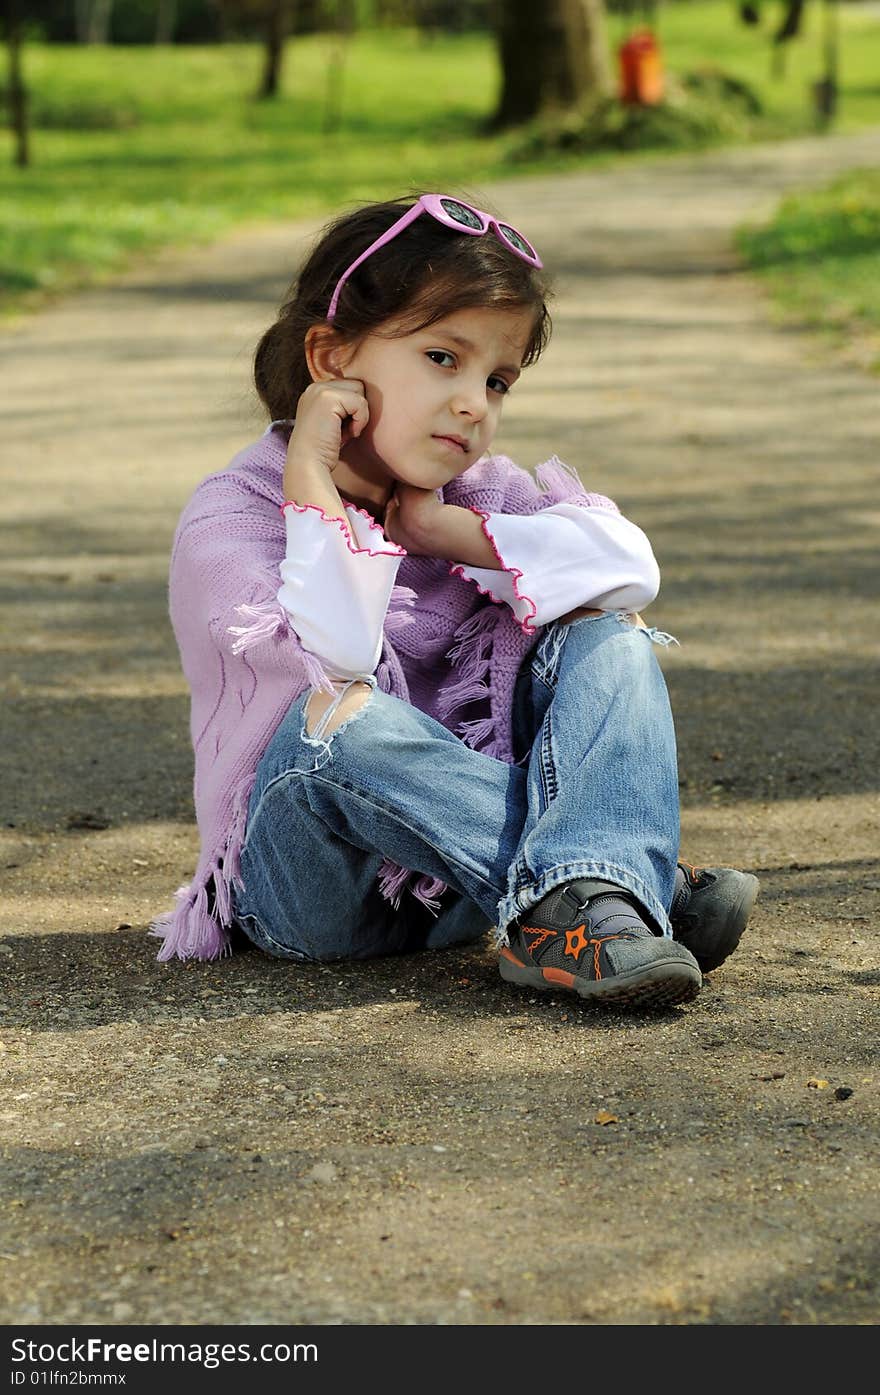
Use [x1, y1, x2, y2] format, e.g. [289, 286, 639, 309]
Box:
[452, 379, 488, 420]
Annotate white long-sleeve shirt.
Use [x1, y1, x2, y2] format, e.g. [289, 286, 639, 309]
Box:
[278, 498, 660, 682]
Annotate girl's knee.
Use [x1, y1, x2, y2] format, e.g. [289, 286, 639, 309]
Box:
[556, 609, 670, 692]
[305, 678, 373, 738]
[558, 608, 646, 630]
[557, 605, 604, 625]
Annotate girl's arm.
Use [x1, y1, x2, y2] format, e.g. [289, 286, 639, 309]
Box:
[450, 502, 660, 636]
[277, 502, 405, 680]
[172, 473, 401, 698]
[282, 378, 370, 521]
[440, 456, 661, 637]
[275, 378, 407, 680]
[384, 486, 501, 568]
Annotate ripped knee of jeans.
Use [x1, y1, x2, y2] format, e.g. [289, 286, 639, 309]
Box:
[557, 605, 604, 626]
[615, 611, 680, 648]
[301, 676, 376, 770]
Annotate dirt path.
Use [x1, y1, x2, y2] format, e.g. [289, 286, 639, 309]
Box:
[1, 130, 878, 1327]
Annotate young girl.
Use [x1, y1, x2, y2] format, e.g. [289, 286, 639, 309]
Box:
[151, 192, 759, 1010]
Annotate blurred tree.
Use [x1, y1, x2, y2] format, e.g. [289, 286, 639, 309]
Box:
[25, 0, 489, 43]
[75, 0, 117, 42]
[259, 0, 293, 95]
[221, 0, 296, 94]
[155, 0, 179, 42]
[738, 0, 839, 122]
[490, 0, 613, 126]
[814, 0, 839, 123]
[323, 0, 356, 131]
[6, 0, 29, 167]
[414, 0, 490, 33]
[738, 0, 807, 73]
[775, 0, 808, 42]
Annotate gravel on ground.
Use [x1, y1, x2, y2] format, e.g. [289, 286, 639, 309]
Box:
[1, 129, 878, 1327]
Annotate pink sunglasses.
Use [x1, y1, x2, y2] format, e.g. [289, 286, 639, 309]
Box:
[326, 194, 543, 322]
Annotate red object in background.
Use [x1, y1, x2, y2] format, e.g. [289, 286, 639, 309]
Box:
[618, 29, 665, 106]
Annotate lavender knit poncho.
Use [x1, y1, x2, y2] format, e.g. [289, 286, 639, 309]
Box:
[150, 425, 615, 961]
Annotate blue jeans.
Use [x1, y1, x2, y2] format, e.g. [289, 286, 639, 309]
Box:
[232, 612, 680, 962]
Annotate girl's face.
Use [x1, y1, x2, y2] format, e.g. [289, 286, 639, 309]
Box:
[334, 305, 535, 490]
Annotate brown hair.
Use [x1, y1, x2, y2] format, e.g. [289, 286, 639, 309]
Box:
[254, 193, 552, 421]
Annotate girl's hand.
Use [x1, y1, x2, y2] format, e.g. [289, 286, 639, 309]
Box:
[284, 378, 369, 494]
[385, 486, 502, 567]
[383, 482, 447, 555]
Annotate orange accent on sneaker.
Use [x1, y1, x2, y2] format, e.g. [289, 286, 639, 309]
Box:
[679, 859, 703, 883]
[500, 947, 521, 966]
[563, 924, 590, 960]
[521, 925, 558, 956]
[589, 932, 628, 979]
[542, 967, 575, 988]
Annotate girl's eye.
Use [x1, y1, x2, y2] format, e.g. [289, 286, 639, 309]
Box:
[426, 350, 455, 368]
[488, 375, 511, 396]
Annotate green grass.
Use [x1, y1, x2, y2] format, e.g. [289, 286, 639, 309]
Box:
[3, 4, 880, 317]
[654, 0, 880, 135]
[738, 168, 880, 370]
[3, 34, 504, 314]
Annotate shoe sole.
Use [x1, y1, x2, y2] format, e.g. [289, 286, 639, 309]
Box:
[680, 873, 760, 973]
[498, 946, 702, 1009]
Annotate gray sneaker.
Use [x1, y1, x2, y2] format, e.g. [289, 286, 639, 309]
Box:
[670, 861, 760, 972]
[499, 880, 702, 1010]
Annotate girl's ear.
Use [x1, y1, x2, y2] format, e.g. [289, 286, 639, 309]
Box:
[304, 323, 350, 382]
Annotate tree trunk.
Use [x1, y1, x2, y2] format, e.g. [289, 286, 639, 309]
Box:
[87, 0, 115, 43]
[814, 0, 839, 127]
[491, 0, 613, 127]
[155, 0, 178, 44]
[323, 0, 356, 133]
[74, 0, 116, 44]
[259, 0, 291, 99]
[75, 0, 91, 43]
[7, 0, 29, 169]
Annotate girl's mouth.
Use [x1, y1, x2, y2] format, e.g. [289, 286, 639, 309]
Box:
[433, 435, 469, 454]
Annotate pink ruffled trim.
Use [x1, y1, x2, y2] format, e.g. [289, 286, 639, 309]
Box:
[281, 500, 406, 559]
[448, 508, 538, 637]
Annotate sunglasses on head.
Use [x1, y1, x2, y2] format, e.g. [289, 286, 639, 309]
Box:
[326, 194, 543, 323]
